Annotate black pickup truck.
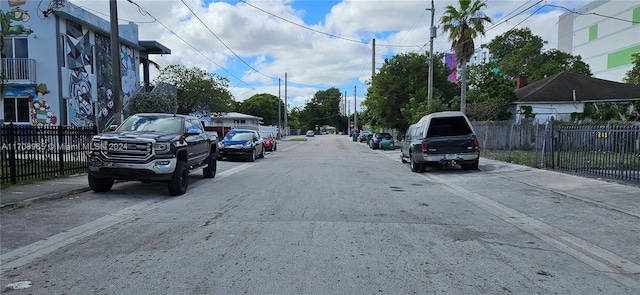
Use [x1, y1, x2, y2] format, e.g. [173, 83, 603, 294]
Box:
[88, 113, 218, 195]
[400, 111, 480, 172]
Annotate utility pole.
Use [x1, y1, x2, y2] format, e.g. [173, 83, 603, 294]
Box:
[353, 86, 357, 132]
[372, 38, 375, 78]
[278, 78, 281, 137]
[284, 72, 288, 136]
[345, 91, 349, 134]
[427, 0, 435, 106]
[110, 0, 123, 125]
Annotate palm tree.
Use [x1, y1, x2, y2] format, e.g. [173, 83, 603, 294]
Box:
[441, 0, 491, 113]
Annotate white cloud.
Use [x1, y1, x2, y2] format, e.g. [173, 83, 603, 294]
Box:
[71, 0, 590, 108]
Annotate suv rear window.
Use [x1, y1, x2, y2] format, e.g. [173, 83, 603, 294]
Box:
[427, 117, 472, 137]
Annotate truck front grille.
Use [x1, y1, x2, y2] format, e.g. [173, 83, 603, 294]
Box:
[100, 139, 154, 161]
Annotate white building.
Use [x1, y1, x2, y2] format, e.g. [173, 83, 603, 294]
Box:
[1, 0, 169, 132]
[558, 0, 640, 82]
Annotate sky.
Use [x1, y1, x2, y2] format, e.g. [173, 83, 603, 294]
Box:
[70, 0, 596, 112]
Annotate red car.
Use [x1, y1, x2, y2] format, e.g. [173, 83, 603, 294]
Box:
[259, 131, 277, 151]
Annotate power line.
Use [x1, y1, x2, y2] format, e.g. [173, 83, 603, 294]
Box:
[180, 0, 274, 81]
[124, 0, 257, 91]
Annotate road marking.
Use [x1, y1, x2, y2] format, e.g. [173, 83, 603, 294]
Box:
[0, 199, 162, 273]
[420, 173, 640, 290]
[0, 164, 255, 273]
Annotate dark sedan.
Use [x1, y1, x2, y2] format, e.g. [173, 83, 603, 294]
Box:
[369, 132, 393, 149]
[218, 129, 265, 161]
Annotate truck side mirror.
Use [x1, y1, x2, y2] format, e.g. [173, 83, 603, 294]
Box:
[186, 127, 201, 135]
[108, 125, 118, 131]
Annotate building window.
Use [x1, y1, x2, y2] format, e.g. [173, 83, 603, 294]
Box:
[3, 97, 31, 123]
[2, 37, 28, 58]
[589, 25, 598, 41]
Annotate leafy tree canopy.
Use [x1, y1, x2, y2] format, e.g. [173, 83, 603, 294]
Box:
[364, 52, 459, 132]
[466, 62, 517, 121]
[127, 92, 177, 115]
[153, 65, 234, 115]
[623, 53, 640, 85]
[529, 49, 591, 82]
[237, 93, 283, 126]
[299, 87, 343, 130]
[482, 28, 545, 78]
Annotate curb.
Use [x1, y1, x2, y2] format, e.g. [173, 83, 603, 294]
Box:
[0, 187, 91, 213]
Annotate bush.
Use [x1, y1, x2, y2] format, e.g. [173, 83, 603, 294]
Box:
[127, 92, 177, 115]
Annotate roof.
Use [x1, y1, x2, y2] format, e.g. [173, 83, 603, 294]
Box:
[139, 41, 171, 55]
[211, 112, 263, 120]
[515, 72, 640, 103]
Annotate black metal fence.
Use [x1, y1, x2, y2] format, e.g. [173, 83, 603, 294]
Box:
[2, 122, 638, 185]
[1, 124, 96, 185]
[473, 121, 640, 184]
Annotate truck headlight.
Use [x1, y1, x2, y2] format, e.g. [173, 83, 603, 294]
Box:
[154, 143, 170, 153]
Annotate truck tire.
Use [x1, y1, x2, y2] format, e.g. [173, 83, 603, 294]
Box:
[168, 161, 188, 196]
[89, 173, 114, 192]
[462, 160, 479, 170]
[410, 154, 421, 173]
[203, 152, 217, 178]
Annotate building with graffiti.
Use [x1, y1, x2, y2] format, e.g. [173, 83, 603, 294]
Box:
[1, 0, 170, 132]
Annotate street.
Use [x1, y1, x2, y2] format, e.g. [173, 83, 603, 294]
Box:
[1, 134, 639, 294]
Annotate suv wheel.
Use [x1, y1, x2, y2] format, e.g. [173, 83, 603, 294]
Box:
[168, 161, 188, 196]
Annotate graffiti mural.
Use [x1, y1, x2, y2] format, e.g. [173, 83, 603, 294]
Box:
[65, 20, 94, 127]
[68, 70, 93, 126]
[1, 3, 33, 37]
[120, 44, 136, 117]
[31, 83, 57, 125]
[95, 33, 115, 132]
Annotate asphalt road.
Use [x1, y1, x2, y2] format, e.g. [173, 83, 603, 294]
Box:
[1, 134, 639, 294]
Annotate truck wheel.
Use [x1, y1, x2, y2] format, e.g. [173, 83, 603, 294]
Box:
[462, 160, 479, 170]
[89, 174, 114, 192]
[410, 154, 421, 173]
[168, 161, 188, 196]
[249, 150, 256, 162]
[203, 152, 217, 178]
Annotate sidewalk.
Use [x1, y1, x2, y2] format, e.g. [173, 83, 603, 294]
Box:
[1, 173, 91, 212]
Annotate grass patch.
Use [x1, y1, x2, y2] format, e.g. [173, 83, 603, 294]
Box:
[482, 150, 544, 168]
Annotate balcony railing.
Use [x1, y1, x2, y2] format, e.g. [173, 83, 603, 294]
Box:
[1, 58, 36, 83]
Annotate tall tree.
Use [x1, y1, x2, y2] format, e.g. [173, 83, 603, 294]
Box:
[482, 28, 545, 79]
[466, 62, 517, 121]
[529, 49, 591, 82]
[153, 65, 234, 115]
[364, 52, 458, 132]
[440, 0, 492, 113]
[623, 53, 640, 86]
[299, 87, 343, 130]
[237, 93, 282, 125]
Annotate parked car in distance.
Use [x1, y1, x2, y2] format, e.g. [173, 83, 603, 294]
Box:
[218, 129, 264, 162]
[358, 130, 372, 142]
[259, 131, 277, 151]
[369, 132, 393, 149]
[306, 130, 315, 137]
[400, 111, 479, 172]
